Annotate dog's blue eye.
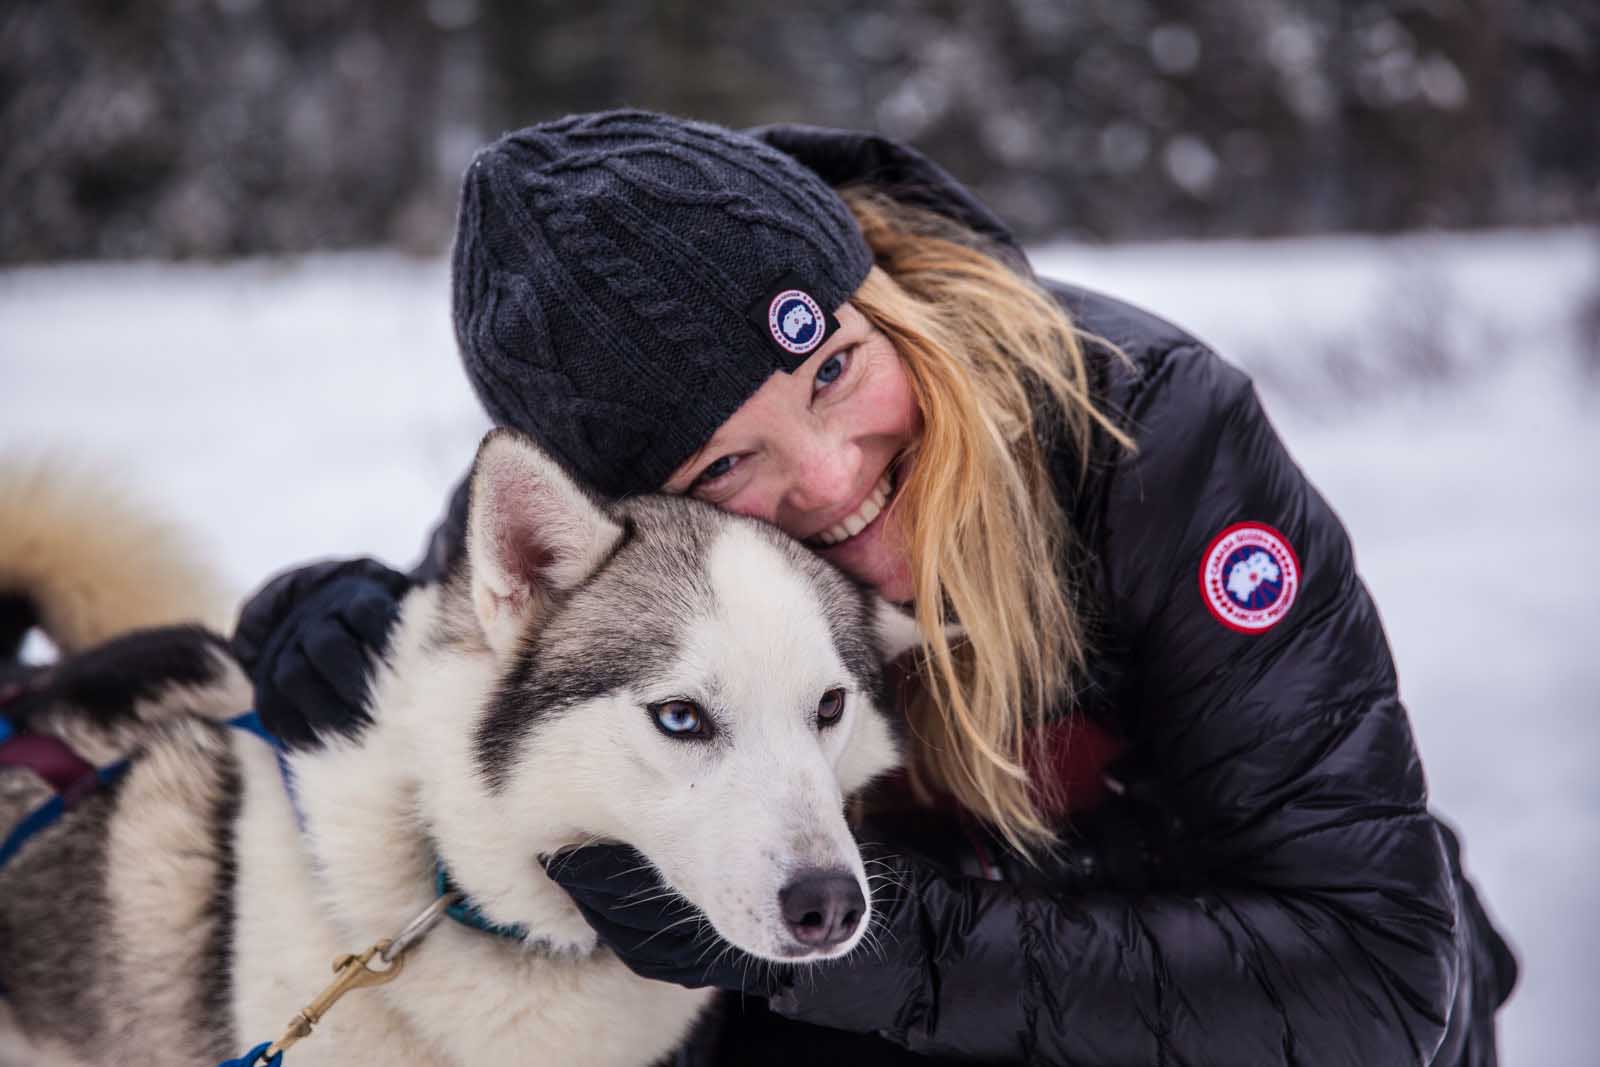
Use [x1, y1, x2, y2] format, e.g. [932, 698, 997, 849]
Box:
[817, 688, 845, 728]
[651, 700, 708, 739]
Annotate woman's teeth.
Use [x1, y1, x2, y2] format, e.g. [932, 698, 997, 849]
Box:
[813, 474, 892, 547]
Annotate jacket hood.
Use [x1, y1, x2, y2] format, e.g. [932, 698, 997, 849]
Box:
[748, 123, 1034, 279]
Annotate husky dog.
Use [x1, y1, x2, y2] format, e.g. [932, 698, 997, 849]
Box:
[0, 430, 918, 1066]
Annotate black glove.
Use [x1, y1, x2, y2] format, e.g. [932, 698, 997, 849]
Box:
[764, 807, 1182, 1049]
[541, 843, 794, 996]
[232, 557, 409, 750]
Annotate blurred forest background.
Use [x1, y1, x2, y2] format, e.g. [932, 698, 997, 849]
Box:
[2, 0, 1595, 263]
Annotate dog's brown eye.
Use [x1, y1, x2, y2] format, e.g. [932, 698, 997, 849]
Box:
[651, 700, 709, 739]
[817, 688, 845, 727]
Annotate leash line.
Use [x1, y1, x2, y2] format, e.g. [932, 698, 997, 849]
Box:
[223, 891, 458, 1066]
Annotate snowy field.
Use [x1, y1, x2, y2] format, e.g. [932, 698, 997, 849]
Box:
[3, 228, 1596, 1064]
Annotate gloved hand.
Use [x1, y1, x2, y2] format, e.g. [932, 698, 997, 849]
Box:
[541, 842, 794, 996]
[232, 557, 410, 750]
[540, 836, 933, 1003]
[544, 829, 1058, 1054]
[761, 810, 1177, 1050]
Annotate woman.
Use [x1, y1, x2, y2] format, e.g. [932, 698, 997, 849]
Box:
[234, 111, 1515, 1064]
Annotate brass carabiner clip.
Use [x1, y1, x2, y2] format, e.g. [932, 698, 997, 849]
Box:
[265, 939, 404, 1057]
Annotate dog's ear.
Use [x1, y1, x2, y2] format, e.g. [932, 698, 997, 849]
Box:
[466, 429, 625, 658]
[872, 600, 963, 660]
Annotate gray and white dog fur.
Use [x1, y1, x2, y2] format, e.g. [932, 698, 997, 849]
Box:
[0, 430, 919, 1066]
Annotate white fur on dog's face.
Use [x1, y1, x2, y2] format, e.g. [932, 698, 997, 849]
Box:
[515, 526, 902, 961]
[462, 430, 911, 964]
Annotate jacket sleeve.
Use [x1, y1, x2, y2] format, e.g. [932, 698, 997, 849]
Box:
[776, 344, 1462, 1064]
[408, 472, 471, 584]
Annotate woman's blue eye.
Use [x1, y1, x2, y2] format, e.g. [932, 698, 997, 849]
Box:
[814, 350, 849, 389]
[696, 455, 736, 486]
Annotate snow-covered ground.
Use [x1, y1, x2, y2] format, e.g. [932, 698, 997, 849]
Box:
[3, 228, 1596, 1063]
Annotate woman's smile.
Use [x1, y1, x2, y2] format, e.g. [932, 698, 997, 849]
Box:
[806, 470, 892, 547]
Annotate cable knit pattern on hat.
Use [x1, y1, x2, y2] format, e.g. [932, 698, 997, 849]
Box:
[451, 110, 873, 497]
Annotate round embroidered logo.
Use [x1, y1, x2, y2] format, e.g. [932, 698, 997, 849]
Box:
[1199, 522, 1301, 633]
[768, 289, 825, 355]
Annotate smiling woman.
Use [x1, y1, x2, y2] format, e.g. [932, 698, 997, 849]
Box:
[663, 298, 922, 601]
[233, 110, 1515, 1065]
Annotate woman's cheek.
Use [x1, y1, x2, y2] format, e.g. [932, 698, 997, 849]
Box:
[722, 486, 782, 527]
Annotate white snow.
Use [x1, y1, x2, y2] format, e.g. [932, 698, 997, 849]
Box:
[3, 228, 1596, 1063]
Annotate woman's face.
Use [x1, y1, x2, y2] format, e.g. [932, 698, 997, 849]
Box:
[663, 302, 922, 603]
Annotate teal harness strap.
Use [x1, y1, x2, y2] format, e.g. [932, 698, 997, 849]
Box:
[217, 718, 530, 1066]
[436, 863, 531, 942]
[252, 715, 528, 946]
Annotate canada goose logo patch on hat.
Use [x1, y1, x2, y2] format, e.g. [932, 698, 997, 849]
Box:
[748, 274, 842, 369]
[768, 289, 826, 355]
[1200, 522, 1301, 633]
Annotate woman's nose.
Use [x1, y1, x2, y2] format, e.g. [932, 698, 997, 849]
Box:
[784, 439, 861, 515]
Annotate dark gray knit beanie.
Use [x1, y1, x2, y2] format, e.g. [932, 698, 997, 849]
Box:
[451, 110, 874, 498]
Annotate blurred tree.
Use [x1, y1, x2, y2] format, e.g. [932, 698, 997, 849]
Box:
[0, 0, 460, 261]
[1, 0, 1594, 260]
[477, 0, 1597, 241]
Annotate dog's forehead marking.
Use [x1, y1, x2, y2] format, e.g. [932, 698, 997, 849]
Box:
[473, 495, 883, 790]
[696, 523, 881, 709]
[685, 525, 840, 704]
[705, 524, 829, 634]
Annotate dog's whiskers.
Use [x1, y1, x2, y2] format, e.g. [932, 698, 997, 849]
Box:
[607, 862, 660, 882]
[630, 912, 707, 952]
[616, 887, 690, 910]
[856, 925, 889, 962]
[541, 833, 609, 879]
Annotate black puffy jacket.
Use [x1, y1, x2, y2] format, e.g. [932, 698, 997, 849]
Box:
[407, 127, 1516, 1066]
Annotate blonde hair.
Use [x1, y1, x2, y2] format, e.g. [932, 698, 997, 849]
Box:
[843, 189, 1131, 856]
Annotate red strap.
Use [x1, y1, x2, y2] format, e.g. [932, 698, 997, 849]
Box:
[0, 734, 102, 805]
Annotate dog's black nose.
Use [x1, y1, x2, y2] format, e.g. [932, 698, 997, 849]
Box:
[779, 870, 865, 949]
